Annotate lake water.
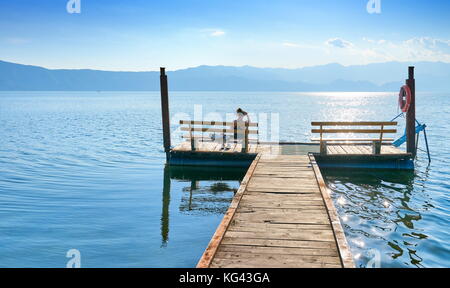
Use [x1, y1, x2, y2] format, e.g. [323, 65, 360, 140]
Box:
[0, 91, 448, 267]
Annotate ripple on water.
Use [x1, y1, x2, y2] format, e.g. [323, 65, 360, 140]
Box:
[323, 157, 450, 268]
[0, 91, 449, 267]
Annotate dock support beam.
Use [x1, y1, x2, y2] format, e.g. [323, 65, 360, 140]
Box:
[406, 66, 416, 157]
[160, 67, 171, 159]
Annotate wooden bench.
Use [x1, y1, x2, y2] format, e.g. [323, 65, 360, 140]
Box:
[179, 120, 259, 152]
[311, 121, 397, 155]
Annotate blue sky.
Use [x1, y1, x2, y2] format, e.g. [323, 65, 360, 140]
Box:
[1, 0, 450, 71]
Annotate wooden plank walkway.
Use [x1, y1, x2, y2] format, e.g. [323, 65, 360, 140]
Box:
[197, 153, 354, 268]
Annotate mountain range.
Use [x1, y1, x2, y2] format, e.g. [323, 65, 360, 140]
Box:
[1, 60, 449, 91]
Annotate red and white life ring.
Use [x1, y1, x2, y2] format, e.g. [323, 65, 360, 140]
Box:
[398, 85, 412, 113]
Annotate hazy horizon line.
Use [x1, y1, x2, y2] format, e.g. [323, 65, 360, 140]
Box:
[1, 90, 446, 94]
[2, 59, 450, 73]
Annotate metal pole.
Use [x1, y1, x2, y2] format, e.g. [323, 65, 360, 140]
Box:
[415, 131, 420, 158]
[160, 67, 171, 159]
[406, 66, 416, 157]
[423, 126, 431, 163]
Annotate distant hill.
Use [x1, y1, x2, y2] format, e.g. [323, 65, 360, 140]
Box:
[1, 60, 449, 91]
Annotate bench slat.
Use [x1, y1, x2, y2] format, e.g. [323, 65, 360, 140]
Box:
[311, 129, 396, 134]
[311, 138, 394, 142]
[180, 120, 258, 127]
[311, 121, 397, 126]
[321, 142, 392, 146]
[182, 135, 258, 140]
[181, 127, 258, 134]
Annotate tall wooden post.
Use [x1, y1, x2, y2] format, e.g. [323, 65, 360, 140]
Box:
[160, 67, 171, 159]
[406, 66, 416, 157]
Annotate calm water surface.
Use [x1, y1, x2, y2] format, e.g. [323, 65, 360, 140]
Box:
[0, 91, 448, 267]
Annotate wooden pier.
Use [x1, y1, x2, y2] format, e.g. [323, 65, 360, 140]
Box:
[168, 121, 413, 267]
[169, 125, 412, 267]
[158, 66, 420, 268]
[196, 153, 354, 268]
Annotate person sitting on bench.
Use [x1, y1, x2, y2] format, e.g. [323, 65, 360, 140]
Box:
[221, 108, 251, 150]
[236, 108, 251, 123]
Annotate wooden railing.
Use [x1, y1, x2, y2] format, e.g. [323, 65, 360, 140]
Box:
[311, 121, 397, 155]
[179, 120, 258, 152]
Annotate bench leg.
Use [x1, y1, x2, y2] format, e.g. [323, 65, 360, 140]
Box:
[222, 133, 226, 149]
[242, 129, 249, 153]
[191, 138, 196, 151]
[372, 141, 381, 155]
[320, 142, 327, 155]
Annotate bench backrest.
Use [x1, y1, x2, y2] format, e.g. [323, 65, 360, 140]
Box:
[311, 121, 397, 142]
[179, 120, 259, 152]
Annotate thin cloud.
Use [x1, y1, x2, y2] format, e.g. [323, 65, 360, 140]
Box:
[282, 42, 322, 50]
[363, 38, 387, 45]
[333, 36, 450, 63]
[282, 42, 301, 48]
[361, 36, 450, 62]
[199, 28, 226, 37]
[325, 38, 353, 49]
[203, 29, 226, 37]
[404, 37, 450, 53]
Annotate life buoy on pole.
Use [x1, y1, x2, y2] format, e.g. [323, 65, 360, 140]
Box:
[399, 85, 412, 113]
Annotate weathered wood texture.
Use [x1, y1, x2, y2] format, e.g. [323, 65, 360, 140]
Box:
[406, 67, 416, 156]
[196, 154, 261, 268]
[172, 141, 405, 156]
[160, 68, 171, 154]
[172, 141, 275, 154]
[309, 154, 355, 268]
[311, 121, 398, 156]
[326, 144, 404, 155]
[311, 121, 397, 126]
[179, 119, 258, 153]
[180, 120, 258, 127]
[197, 154, 355, 268]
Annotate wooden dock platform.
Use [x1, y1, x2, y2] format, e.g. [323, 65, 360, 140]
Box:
[196, 153, 355, 268]
[172, 141, 407, 155]
[169, 141, 413, 169]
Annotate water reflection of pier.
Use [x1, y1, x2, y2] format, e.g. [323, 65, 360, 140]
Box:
[161, 166, 245, 246]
